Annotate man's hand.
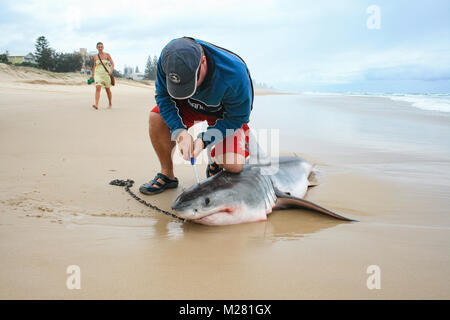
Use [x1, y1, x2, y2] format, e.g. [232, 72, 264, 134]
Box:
[193, 138, 204, 159]
[176, 130, 194, 161]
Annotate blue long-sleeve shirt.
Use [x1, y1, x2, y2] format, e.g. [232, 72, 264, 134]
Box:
[155, 38, 253, 147]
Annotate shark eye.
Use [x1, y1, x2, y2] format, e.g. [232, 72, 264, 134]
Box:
[204, 197, 210, 206]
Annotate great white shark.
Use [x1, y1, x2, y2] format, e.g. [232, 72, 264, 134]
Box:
[172, 156, 356, 225]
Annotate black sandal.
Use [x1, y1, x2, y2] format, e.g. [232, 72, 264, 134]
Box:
[206, 162, 223, 178]
[139, 173, 179, 195]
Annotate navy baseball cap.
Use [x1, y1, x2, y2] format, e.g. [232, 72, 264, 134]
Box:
[161, 38, 202, 99]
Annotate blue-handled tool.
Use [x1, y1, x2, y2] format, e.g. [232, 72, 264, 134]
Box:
[191, 157, 200, 183]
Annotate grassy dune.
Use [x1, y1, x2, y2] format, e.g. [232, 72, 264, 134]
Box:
[0, 63, 155, 88]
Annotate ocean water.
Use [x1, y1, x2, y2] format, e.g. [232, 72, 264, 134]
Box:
[387, 93, 450, 113]
[301, 92, 450, 113]
[252, 93, 450, 154]
[250, 93, 450, 184]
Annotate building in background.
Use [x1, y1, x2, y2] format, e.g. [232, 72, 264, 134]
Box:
[123, 65, 145, 80]
[130, 72, 145, 81]
[123, 65, 133, 78]
[8, 53, 36, 64]
[78, 48, 97, 75]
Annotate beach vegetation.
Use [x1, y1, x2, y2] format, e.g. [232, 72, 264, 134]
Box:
[112, 69, 123, 78]
[34, 36, 55, 71]
[144, 55, 158, 80]
[0, 51, 11, 64]
[14, 61, 38, 67]
[34, 36, 84, 73]
[53, 52, 83, 73]
[84, 55, 94, 71]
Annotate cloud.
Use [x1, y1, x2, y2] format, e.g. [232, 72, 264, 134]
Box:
[1, 0, 449, 93]
[365, 65, 450, 82]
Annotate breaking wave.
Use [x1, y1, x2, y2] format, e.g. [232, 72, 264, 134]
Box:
[301, 92, 450, 113]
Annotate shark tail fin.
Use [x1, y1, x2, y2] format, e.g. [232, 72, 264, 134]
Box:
[274, 189, 357, 222]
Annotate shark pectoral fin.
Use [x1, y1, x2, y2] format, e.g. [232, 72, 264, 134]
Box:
[274, 190, 356, 222]
[307, 168, 320, 187]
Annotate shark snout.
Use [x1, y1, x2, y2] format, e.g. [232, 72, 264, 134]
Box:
[171, 201, 183, 212]
[171, 197, 192, 212]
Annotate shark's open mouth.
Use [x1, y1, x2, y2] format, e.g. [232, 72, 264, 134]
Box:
[175, 206, 237, 222]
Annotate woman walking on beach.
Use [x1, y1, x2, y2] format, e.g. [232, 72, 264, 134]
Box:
[91, 42, 114, 109]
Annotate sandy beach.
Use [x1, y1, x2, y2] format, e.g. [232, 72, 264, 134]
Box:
[0, 64, 449, 299]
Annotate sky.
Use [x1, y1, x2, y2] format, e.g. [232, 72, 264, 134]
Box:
[0, 0, 449, 93]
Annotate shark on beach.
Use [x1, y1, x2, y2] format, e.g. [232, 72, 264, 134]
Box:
[172, 156, 356, 225]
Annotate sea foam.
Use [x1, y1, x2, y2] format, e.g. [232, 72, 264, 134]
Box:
[301, 92, 450, 114]
[388, 94, 450, 113]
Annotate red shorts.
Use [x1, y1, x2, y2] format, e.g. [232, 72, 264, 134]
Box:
[151, 105, 249, 158]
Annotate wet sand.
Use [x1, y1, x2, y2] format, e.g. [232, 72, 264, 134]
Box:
[0, 65, 449, 299]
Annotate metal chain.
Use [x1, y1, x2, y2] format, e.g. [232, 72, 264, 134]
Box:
[109, 179, 186, 222]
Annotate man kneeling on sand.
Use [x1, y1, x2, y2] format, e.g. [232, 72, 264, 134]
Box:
[139, 37, 254, 195]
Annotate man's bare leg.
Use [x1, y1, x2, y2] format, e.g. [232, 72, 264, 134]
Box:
[214, 153, 245, 173]
[105, 87, 112, 109]
[149, 111, 176, 187]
